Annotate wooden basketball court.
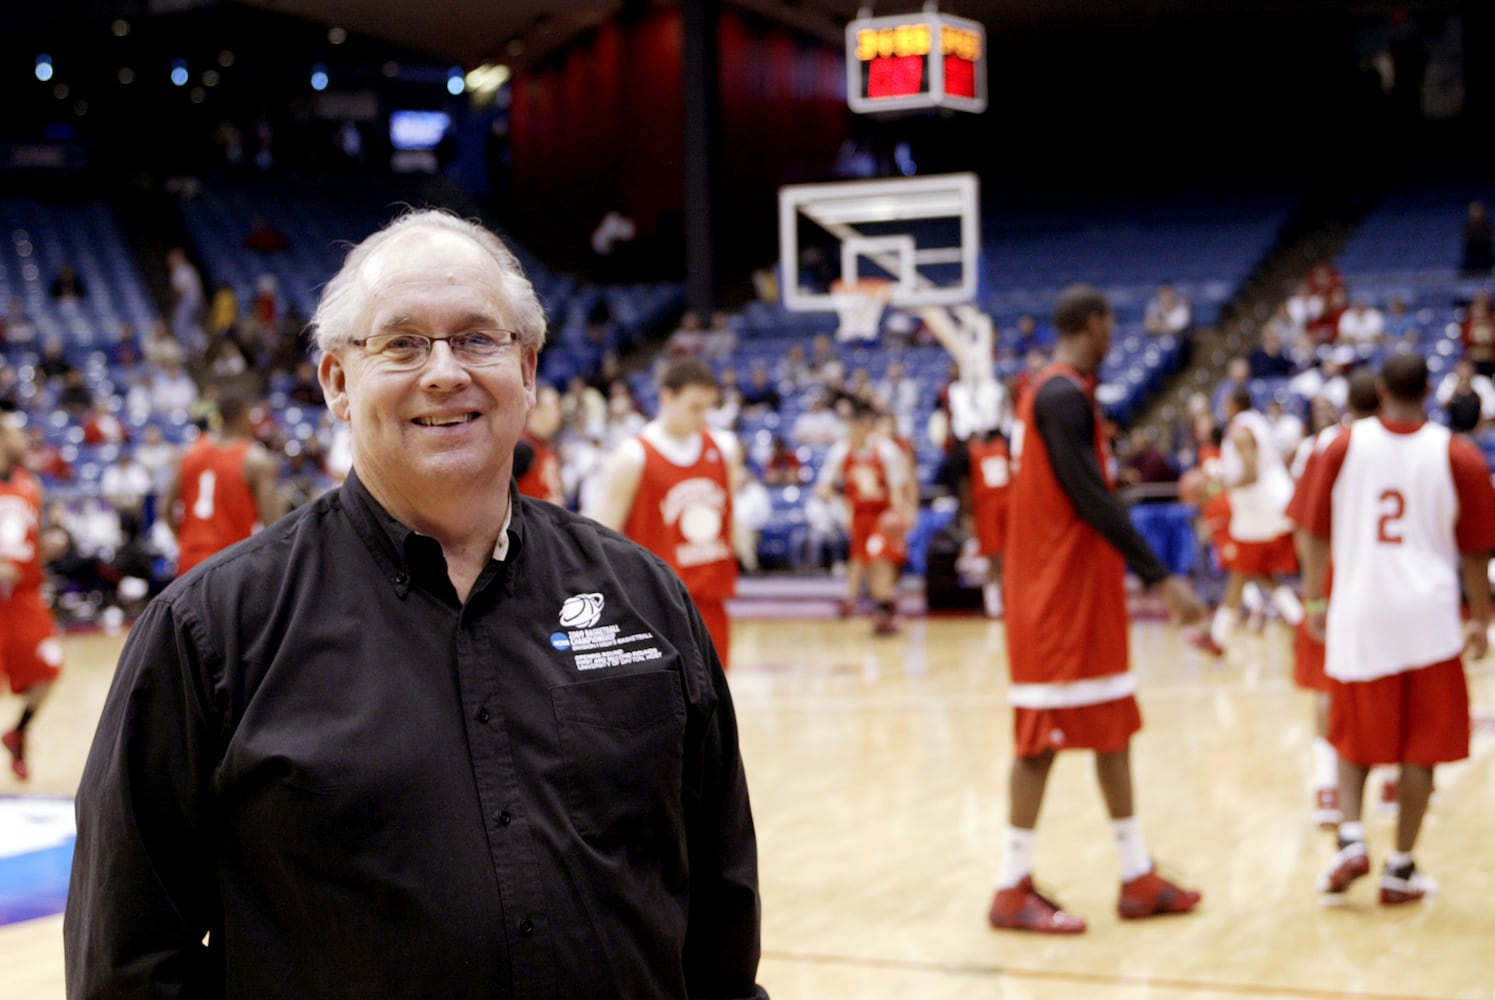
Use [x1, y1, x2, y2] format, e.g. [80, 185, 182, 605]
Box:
[4, 609, 1493, 998]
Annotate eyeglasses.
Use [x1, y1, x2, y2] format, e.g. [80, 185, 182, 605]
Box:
[349, 330, 519, 371]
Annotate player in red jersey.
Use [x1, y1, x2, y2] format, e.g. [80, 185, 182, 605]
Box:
[589, 357, 742, 668]
[1299, 353, 1495, 905]
[990, 285, 1205, 934]
[1284, 373, 1379, 829]
[962, 431, 1011, 618]
[816, 399, 914, 636]
[0, 412, 65, 781]
[514, 383, 565, 505]
[161, 393, 285, 575]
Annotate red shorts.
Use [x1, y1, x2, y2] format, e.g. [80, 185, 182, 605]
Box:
[974, 498, 1008, 556]
[1328, 658, 1468, 766]
[691, 596, 731, 672]
[1292, 620, 1331, 693]
[851, 509, 906, 566]
[1221, 532, 1297, 576]
[0, 590, 64, 694]
[1013, 696, 1142, 758]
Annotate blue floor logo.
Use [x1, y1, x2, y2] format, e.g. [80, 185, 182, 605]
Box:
[0, 795, 75, 925]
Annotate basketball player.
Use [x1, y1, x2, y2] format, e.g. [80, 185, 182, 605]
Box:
[962, 430, 1011, 618]
[1198, 386, 1302, 655]
[514, 382, 565, 505]
[1283, 374, 1378, 828]
[1300, 353, 1495, 904]
[588, 356, 742, 667]
[816, 399, 914, 636]
[161, 392, 284, 574]
[0, 412, 64, 782]
[992, 284, 1205, 934]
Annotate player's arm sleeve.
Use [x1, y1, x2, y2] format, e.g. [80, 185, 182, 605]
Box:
[1449, 436, 1495, 554]
[676, 580, 770, 1000]
[583, 439, 645, 531]
[65, 598, 222, 998]
[1033, 379, 1170, 586]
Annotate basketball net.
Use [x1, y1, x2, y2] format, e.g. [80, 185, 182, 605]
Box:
[830, 278, 892, 342]
[919, 304, 1010, 437]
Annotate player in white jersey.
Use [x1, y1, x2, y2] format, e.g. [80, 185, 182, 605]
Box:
[1296, 353, 1495, 905]
[1201, 386, 1303, 655]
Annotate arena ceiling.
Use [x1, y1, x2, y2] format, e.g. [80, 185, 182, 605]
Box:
[234, 0, 1460, 70]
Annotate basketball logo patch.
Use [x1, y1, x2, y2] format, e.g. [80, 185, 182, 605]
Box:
[559, 592, 605, 629]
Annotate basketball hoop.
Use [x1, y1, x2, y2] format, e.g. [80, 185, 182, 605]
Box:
[830, 278, 892, 342]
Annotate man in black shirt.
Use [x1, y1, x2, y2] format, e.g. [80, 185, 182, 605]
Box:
[65, 209, 768, 999]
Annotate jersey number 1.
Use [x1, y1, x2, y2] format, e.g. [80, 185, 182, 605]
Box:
[193, 470, 217, 521]
[1376, 488, 1404, 544]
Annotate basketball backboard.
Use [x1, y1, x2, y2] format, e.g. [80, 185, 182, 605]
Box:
[778, 172, 980, 313]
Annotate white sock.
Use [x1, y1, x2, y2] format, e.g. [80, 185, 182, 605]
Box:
[1242, 581, 1266, 614]
[1312, 738, 1338, 790]
[1386, 849, 1414, 872]
[1339, 821, 1366, 845]
[983, 581, 1003, 618]
[998, 826, 1035, 889]
[1210, 605, 1237, 648]
[1272, 585, 1304, 626]
[1111, 817, 1151, 882]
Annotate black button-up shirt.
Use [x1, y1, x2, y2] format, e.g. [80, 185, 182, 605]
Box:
[65, 471, 767, 999]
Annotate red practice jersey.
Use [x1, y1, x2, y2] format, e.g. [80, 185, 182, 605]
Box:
[515, 431, 564, 506]
[176, 436, 259, 574]
[623, 430, 737, 602]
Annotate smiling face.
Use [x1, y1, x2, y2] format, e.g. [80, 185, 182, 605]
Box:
[318, 225, 537, 522]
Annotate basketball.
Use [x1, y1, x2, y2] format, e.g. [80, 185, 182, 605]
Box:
[1178, 468, 1209, 507]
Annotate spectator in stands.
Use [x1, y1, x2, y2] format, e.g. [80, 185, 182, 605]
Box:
[762, 435, 803, 486]
[1212, 357, 1252, 422]
[1461, 290, 1495, 377]
[142, 321, 186, 369]
[702, 310, 737, 361]
[1264, 399, 1305, 460]
[1248, 325, 1298, 379]
[49, 262, 87, 303]
[560, 373, 606, 440]
[1306, 260, 1344, 303]
[167, 247, 206, 356]
[590, 204, 637, 279]
[791, 391, 843, 446]
[1284, 281, 1321, 334]
[149, 358, 200, 416]
[1382, 296, 1420, 344]
[732, 469, 771, 574]
[602, 379, 647, 448]
[1012, 348, 1048, 402]
[208, 282, 240, 340]
[1290, 345, 1356, 414]
[287, 360, 325, 406]
[0, 366, 20, 410]
[1435, 356, 1495, 432]
[1143, 284, 1192, 337]
[709, 366, 743, 431]
[740, 360, 781, 415]
[663, 311, 705, 358]
[100, 450, 153, 522]
[1307, 286, 1348, 348]
[243, 213, 289, 253]
[586, 351, 624, 396]
[1336, 297, 1385, 352]
[775, 342, 812, 391]
[807, 332, 844, 384]
[1290, 394, 1342, 478]
[1, 296, 38, 344]
[1009, 314, 1053, 358]
[875, 357, 920, 434]
[208, 337, 250, 377]
[38, 338, 75, 383]
[24, 426, 71, 482]
[58, 369, 95, 418]
[1118, 426, 1178, 496]
[82, 398, 130, 446]
[1460, 200, 1493, 275]
[251, 274, 279, 333]
[133, 423, 179, 500]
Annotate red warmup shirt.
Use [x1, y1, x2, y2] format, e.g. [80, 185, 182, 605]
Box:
[622, 431, 737, 602]
[1005, 365, 1132, 686]
[0, 467, 46, 593]
[176, 436, 258, 574]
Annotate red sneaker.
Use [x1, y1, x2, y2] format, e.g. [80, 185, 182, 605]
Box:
[988, 876, 1087, 934]
[2, 729, 28, 782]
[1379, 863, 1436, 905]
[1313, 787, 1342, 829]
[872, 609, 900, 637]
[1118, 866, 1202, 919]
[1187, 630, 1225, 657]
[1317, 841, 1370, 894]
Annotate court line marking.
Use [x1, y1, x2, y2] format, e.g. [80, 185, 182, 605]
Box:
[761, 948, 1467, 999]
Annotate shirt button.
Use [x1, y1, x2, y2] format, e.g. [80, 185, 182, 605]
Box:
[519, 917, 534, 936]
[475, 708, 490, 724]
[498, 810, 511, 826]
[393, 571, 410, 586]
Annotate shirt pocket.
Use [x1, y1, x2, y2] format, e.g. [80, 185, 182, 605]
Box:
[551, 670, 687, 848]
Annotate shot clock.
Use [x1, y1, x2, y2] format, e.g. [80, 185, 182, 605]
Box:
[845, 10, 987, 114]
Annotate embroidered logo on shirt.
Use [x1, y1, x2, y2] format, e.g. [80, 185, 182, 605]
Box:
[559, 592, 605, 629]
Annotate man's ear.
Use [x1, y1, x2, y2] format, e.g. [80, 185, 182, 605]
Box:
[319, 351, 351, 422]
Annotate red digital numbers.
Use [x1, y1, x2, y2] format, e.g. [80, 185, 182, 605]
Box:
[944, 56, 975, 98]
[867, 55, 925, 99]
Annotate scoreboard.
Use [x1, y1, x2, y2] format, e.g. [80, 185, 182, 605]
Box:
[846, 11, 987, 114]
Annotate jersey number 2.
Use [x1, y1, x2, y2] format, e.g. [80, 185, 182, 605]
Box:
[1376, 489, 1404, 544]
